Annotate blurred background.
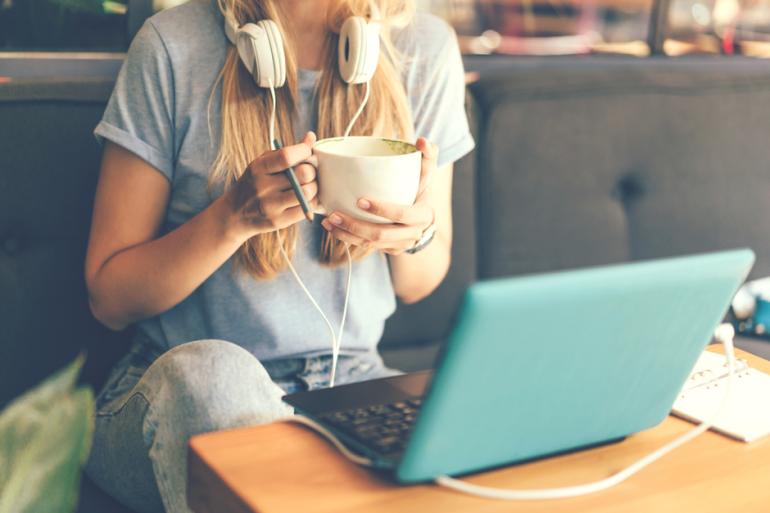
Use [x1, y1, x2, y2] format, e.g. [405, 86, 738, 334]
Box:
[3, 0, 770, 57]
[5, 5, 770, 511]
[427, 0, 770, 57]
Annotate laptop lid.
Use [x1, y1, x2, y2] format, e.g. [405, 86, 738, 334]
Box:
[396, 249, 754, 482]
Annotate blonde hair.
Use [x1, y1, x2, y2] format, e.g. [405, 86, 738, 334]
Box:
[210, 0, 415, 279]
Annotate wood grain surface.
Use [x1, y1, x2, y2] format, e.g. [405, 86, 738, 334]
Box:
[188, 346, 770, 513]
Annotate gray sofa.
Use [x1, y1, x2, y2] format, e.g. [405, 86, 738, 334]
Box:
[2, 56, 770, 513]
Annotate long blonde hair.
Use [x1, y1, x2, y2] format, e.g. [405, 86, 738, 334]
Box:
[211, 0, 415, 279]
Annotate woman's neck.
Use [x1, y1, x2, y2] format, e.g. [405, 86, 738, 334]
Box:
[279, 0, 330, 70]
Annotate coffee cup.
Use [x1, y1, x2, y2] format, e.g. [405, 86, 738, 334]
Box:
[303, 136, 422, 224]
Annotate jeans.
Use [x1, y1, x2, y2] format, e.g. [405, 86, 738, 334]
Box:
[85, 336, 400, 513]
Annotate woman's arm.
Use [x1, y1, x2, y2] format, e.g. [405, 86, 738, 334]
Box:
[86, 136, 318, 331]
[386, 164, 452, 303]
[321, 139, 452, 304]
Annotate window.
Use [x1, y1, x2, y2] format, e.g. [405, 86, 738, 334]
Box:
[665, 0, 770, 56]
[0, 0, 184, 52]
[422, 0, 770, 56]
[420, 0, 654, 55]
[3, 0, 770, 56]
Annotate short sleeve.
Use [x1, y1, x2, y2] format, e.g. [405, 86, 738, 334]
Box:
[405, 17, 475, 168]
[95, 20, 175, 181]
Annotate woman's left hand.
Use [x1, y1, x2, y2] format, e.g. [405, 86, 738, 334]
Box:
[321, 138, 438, 255]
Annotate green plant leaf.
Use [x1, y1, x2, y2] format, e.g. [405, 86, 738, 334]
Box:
[0, 356, 95, 513]
[47, 0, 105, 14]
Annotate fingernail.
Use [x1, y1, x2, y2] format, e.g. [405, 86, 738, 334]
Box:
[321, 220, 332, 231]
[358, 199, 371, 210]
[329, 214, 342, 225]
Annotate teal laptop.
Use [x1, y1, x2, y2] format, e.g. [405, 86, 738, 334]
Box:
[284, 249, 755, 482]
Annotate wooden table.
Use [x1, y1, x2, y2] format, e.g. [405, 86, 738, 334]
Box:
[188, 347, 770, 513]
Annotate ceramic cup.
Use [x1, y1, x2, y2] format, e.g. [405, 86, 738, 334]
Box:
[303, 136, 422, 224]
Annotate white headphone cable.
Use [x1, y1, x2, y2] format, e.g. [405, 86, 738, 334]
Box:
[343, 81, 370, 138]
[268, 82, 277, 147]
[434, 323, 737, 500]
[268, 83, 353, 388]
[288, 414, 375, 466]
[289, 324, 738, 500]
[277, 237, 352, 387]
[336, 244, 353, 382]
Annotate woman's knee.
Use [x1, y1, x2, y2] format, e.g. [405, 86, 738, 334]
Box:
[138, 339, 292, 434]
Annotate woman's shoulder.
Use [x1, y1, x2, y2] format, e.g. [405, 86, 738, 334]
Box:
[392, 11, 458, 62]
[136, 0, 225, 63]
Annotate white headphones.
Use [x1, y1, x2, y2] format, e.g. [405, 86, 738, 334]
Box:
[219, 2, 381, 388]
[220, 2, 381, 88]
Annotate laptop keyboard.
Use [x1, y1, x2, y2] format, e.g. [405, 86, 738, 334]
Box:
[317, 398, 423, 455]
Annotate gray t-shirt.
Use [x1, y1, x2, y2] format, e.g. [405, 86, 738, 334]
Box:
[95, 0, 474, 361]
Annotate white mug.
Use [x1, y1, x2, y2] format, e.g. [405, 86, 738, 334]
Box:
[304, 136, 422, 224]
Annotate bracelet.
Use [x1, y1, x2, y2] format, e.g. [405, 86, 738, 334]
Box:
[406, 222, 437, 255]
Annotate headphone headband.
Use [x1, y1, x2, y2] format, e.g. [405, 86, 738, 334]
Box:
[219, 3, 380, 88]
[220, 5, 286, 88]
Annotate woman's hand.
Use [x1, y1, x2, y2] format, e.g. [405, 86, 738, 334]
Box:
[224, 132, 319, 239]
[321, 138, 438, 255]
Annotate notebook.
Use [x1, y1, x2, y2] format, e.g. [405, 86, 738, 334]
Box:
[673, 350, 770, 442]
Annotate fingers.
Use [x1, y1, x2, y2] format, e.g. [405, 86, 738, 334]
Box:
[416, 137, 438, 196]
[231, 132, 320, 232]
[273, 202, 319, 229]
[321, 212, 422, 245]
[261, 181, 318, 217]
[252, 172, 288, 195]
[292, 162, 316, 186]
[249, 132, 316, 175]
[245, 193, 319, 230]
[324, 224, 368, 247]
[253, 161, 316, 196]
[322, 219, 418, 255]
[301, 131, 317, 146]
[416, 137, 438, 162]
[355, 198, 433, 226]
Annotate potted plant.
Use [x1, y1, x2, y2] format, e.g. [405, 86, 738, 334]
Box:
[0, 357, 94, 513]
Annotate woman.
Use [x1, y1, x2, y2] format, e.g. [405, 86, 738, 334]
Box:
[84, 0, 474, 511]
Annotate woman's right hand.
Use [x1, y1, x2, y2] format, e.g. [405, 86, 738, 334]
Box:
[224, 131, 318, 239]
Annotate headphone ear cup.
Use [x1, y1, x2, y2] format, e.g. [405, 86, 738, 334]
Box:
[338, 16, 380, 84]
[258, 19, 287, 88]
[235, 20, 286, 88]
[235, 23, 261, 76]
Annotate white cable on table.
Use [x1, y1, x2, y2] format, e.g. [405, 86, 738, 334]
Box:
[290, 324, 739, 500]
[434, 323, 738, 500]
[288, 414, 375, 466]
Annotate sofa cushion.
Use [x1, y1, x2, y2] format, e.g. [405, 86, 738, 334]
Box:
[0, 76, 477, 405]
[471, 56, 770, 281]
[0, 79, 132, 408]
[380, 92, 479, 350]
[77, 475, 135, 513]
